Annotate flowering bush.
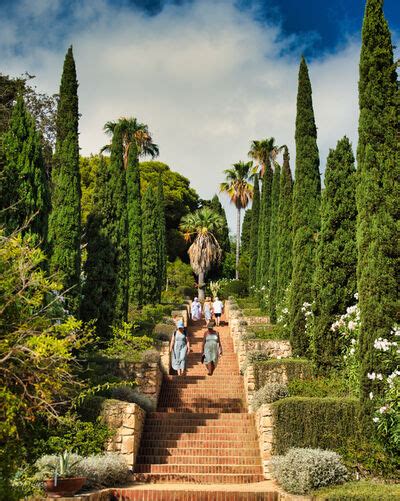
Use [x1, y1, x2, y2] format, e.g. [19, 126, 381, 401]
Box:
[368, 324, 399, 453]
[250, 283, 270, 312]
[330, 295, 361, 397]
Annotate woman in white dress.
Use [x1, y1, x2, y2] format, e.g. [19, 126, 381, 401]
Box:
[191, 297, 202, 321]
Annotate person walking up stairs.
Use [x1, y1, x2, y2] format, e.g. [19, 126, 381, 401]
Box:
[134, 311, 264, 484]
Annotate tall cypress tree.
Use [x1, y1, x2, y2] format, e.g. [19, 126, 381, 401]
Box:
[209, 194, 230, 255]
[268, 163, 281, 323]
[142, 183, 160, 304]
[156, 176, 167, 292]
[48, 46, 81, 314]
[81, 156, 118, 337]
[313, 137, 357, 371]
[289, 57, 321, 355]
[276, 147, 293, 307]
[241, 208, 252, 254]
[248, 174, 260, 289]
[356, 0, 399, 414]
[127, 142, 142, 308]
[1, 96, 49, 241]
[256, 165, 273, 288]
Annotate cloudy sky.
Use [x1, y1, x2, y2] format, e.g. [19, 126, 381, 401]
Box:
[1, 0, 399, 231]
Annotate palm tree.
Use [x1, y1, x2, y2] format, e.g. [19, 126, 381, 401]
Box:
[180, 208, 224, 300]
[248, 138, 283, 177]
[220, 161, 254, 279]
[102, 117, 159, 167]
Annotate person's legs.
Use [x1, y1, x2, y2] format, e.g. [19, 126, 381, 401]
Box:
[206, 362, 212, 375]
[209, 361, 215, 375]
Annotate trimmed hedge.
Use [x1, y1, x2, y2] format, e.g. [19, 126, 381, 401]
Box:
[253, 358, 312, 390]
[271, 397, 358, 454]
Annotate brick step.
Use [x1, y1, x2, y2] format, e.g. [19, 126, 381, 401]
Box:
[147, 412, 254, 421]
[139, 439, 259, 448]
[113, 489, 278, 501]
[136, 455, 262, 465]
[141, 431, 258, 441]
[134, 464, 264, 475]
[163, 375, 243, 381]
[158, 393, 244, 400]
[139, 447, 261, 457]
[143, 424, 255, 432]
[132, 472, 265, 484]
[157, 399, 244, 406]
[156, 407, 245, 413]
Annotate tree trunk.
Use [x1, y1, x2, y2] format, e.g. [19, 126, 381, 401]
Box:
[236, 208, 241, 279]
[198, 271, 205, 301]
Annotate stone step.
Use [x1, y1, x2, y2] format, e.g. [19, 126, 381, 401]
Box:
[141, 431, 258, 441]
[156, 407, 245, 413]
[139, 447, 262, 457]
[139, 439, 260, 448]
[147, 412, 254, 421]
[112, 489, 279, 500]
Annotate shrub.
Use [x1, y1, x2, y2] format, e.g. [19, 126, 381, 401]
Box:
[110, 387, 156, 412]
[244, 324, 284, 341]
[271, 448, 348, 494]
[153, 322, 175, 341]
[102, 322, 154, 362]
[218, 279, 248, 298]
[253, 359, 313, 390]
[34, 453, 82, 481]
[252, 383, 288, 409]
[288, 374, 353, 398]
[79, 453, 130, 488]
[140, 349, 160, 365]
[272, 397, 358, 454]
[176, 285, 195, 298]
[30, 416, 113, 460]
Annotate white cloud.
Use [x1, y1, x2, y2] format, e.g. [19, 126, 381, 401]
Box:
[1, 0, 364, 231]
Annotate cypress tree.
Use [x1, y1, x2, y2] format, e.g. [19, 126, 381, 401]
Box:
[1, 96, 49, 241]
[248, 174, 260, 289]
[48, 46, 81, 314]
[240, 208, 252, 254]
[289, 57, 321, 355]
[356, 0, 399, 414]
[276, 147, 293, 307]
[268, 163, 281, 322]
[142, 183, 161, 304]
[209, 194, 230, 254]
[156, 176, 167, 292]
[313, 137, 357, 371]
[127, 142, 142, 308]
[81, 157, 118, 337]
[256, 164, 273, 288]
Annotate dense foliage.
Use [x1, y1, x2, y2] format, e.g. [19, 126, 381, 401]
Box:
[256, 163, 273, 288]
[48, 46, 82, 315]
[240, 208, 252, 254]
[268, 164, 280, 323]
[289, 57, 321, 355]
[248, 174, 260, 288]
[356, 0, 399, 418]
[312, 137, 357, 372]
[0, 96, 50, 242]
[276, 147, 293, 307]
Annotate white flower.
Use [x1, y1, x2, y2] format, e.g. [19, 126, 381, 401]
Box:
[351, 338, 357, 345]
[374, 338, 391, 352]
[346, 305, 358, 315]
[376, 373, 383, 381]
[369, 392, 374, 400]
[367, 372, 376, 380]
[282, 308, 288, 314]
[277, 356, 282, 360]
[373, 417, 380, 423]
[348, 321, 357, 331]
[349, 347, 355, 355]
[354, 292, 359, 300]
[379, 406, 388, 414]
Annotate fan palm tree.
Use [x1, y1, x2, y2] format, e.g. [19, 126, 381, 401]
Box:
[220, 161, 254, 279]
[248, 138, 283, 177]
[102, 117, 159, 167]
[180, 208, 224, 300]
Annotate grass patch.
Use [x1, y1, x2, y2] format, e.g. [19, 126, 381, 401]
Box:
[313, 481, 400, 500]
[288, 374, 354, 398]
[236, 297, 259, 309]
[243, 307, 264, 316]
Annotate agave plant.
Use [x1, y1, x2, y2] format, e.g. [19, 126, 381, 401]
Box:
[180, 208, 224, 300]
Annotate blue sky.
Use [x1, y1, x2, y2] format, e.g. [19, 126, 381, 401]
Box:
[0, 0, 398, 230]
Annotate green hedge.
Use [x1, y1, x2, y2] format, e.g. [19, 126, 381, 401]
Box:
[313, 481, 400, 500]
[253, 358, 312, 390]
[272, 397, 358, 454]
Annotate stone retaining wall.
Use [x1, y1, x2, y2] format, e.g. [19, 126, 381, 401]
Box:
[255, 404, 274, 479]
[101, 400, 146, 468]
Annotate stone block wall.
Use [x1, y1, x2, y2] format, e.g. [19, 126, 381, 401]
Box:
[238, 339, 292, 373]
[255, 404, 274, 479]
[101, 400, 146, 469]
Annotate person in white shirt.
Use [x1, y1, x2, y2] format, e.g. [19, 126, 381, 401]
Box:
[212, 297, 224, 326]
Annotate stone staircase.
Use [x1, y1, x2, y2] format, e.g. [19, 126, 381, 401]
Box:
[133, 319, 265, 484]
